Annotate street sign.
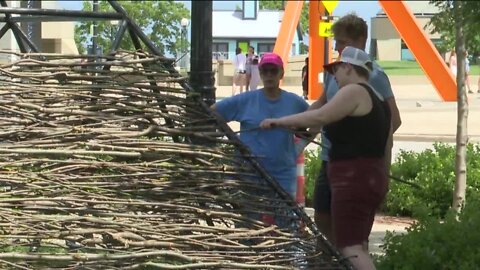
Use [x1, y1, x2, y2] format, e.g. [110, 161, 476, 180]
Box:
[321, 0, 338, 14]
[319, 22, 333, 37]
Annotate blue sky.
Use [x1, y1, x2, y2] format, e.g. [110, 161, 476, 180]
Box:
[58, 1, 381, 50]
[59, 1, 381, 21]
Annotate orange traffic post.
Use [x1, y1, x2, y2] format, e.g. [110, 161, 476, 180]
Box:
[308, 1, 326, 100]
[380, 0, 456, 102]
[273, 1, 304, 74]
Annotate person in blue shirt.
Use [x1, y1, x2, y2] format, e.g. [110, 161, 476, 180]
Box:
[211, 53, 309, 199]
[308, 13, 402, 249]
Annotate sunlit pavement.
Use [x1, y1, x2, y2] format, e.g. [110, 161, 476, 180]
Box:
[304, 208, 411, 255]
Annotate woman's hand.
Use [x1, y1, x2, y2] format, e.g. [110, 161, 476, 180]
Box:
[260, 118, 279, 129]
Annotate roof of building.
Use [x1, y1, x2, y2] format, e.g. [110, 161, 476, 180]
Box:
[376, 1, 440, 16]
[212, 10, 284, 39]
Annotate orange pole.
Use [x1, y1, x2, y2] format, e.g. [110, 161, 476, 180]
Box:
[380, 1, 456, 102]
[328, 33, 332, 63]
[308, 1, 325, 100]
[273, 1, 304, 71]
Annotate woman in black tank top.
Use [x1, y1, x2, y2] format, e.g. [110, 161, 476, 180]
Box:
[260, 47, 391, 270]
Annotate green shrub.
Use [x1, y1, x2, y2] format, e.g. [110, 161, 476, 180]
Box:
[376, 199, 480, 269]
[304, 147, 322, 207]
[385, 142, 480, 218]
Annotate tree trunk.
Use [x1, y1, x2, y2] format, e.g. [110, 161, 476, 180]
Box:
[452, 0, 468, 213]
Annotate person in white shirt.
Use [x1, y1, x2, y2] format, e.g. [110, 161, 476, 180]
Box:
[449, 49, 457, 77]
[477, 74, 480, 93]
[232, 47, 247, 95]
[248, 54, 261, 90]
[465, 51, 473, 93]
[245, 46, 261, 91]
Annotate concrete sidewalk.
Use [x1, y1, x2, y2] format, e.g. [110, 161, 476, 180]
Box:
[304, 208, 412, 255]
[369, 215, 412, 255]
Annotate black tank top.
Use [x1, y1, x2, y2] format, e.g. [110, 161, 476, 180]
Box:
[324, 83, 391, 161]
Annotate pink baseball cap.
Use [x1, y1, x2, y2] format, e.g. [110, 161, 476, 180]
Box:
[259, 53, 284, 69]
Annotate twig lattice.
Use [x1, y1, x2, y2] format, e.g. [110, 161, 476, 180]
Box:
[0, 51, 351, 269]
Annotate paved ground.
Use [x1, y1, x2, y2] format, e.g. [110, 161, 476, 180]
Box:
[368, 215, 414, 255]
[212, 75, 479, 255]
[304, 208, 413, 255]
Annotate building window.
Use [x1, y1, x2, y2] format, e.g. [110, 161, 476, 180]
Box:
[237, 41, 250, 56]
[400, 40, 414, 61]
[258, 43, 275, 56]
[431, 38, 445, 55]
[213, 42, 229, 60]
[242, 0, 257, 20]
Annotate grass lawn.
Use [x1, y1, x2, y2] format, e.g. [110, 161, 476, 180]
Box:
[377, 60, 480, 76]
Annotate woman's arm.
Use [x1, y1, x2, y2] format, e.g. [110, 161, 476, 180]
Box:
[386, 96, 401, 133]
[261, 84, 369, 129]
[308, 91, 327, 111]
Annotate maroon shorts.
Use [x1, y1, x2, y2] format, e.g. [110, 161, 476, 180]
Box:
[327, 157, 388, 248]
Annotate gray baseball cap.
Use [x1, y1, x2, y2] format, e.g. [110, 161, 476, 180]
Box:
[323, 46, 372, 74]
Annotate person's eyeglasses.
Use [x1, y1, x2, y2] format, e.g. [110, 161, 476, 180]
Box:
[260, 67, 280, 75]
[332, 63, 345, 74]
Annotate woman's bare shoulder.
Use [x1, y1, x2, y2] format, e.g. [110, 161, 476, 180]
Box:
[339, 83, 368, 95]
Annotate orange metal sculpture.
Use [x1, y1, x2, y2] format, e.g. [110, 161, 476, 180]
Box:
[273, 0, 457, 102]
[307, 1, 326, 100]
[273, 1, 304, 64]
[380, 1, 456, 101]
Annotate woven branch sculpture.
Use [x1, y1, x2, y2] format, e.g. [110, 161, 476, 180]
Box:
[0, 50, 351, 269]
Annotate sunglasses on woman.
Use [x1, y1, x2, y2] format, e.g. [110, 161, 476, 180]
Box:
[331, 63, 346, 74]
[260, 67, 280, 75]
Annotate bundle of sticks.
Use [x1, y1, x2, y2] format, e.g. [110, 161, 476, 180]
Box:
[0, 51, 351, 269]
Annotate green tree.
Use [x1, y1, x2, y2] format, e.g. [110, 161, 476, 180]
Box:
[452, 0, 468, 214]
[428, 1, 479, 212]
[75, 0, 189, 56]
[427, 1, 480, 58]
